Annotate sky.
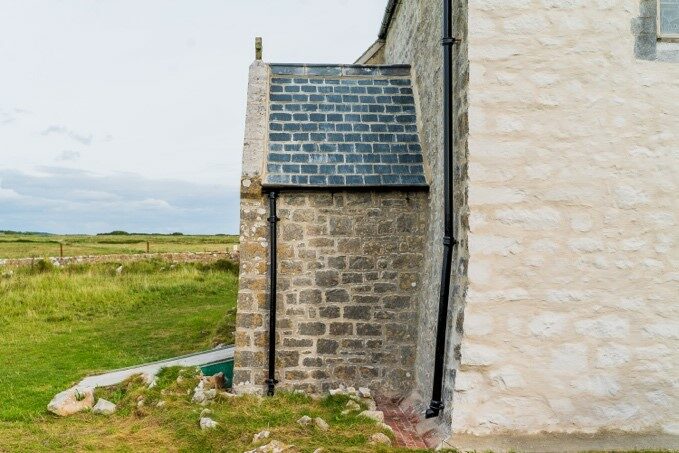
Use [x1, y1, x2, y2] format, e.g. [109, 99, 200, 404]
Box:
[0, 0, 387, 234]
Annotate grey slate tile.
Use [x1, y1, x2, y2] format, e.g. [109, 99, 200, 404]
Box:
[263, 65, 427, 188]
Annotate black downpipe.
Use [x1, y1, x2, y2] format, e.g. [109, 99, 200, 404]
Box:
[426, 0, 458, 419]
[266, 191, 279, 396]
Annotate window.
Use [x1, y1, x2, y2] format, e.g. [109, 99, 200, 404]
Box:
[658, 0, 679, 39]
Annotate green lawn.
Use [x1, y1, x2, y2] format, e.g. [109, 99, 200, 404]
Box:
[0, 369, 422, 453]
[0, 232, 239, 259]
[0, 259, 238, 422]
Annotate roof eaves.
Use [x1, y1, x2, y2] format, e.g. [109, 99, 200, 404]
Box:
[378, 0, 400, 40]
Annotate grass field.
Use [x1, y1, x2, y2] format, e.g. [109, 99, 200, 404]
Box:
[0, 232, 239, 259]
[0, 258, 418, 452]
[0, 259, 238, 423]
[0, 369, 420, 453]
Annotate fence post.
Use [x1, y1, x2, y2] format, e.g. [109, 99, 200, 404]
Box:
[60, 243, 64, 258]
[146, 241, 150, 253]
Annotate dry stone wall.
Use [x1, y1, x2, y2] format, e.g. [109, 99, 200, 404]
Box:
[0, 251, 236, 268]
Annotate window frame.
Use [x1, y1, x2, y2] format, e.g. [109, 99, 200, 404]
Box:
[658, 0, 679, 40]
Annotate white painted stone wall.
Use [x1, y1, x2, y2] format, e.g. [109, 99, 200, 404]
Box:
[456, 0, 679, 442]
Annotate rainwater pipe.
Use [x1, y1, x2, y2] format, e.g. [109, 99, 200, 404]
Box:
[426, 0, 459, 419]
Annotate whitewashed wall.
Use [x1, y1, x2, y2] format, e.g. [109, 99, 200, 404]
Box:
[455, 0, 679, 445]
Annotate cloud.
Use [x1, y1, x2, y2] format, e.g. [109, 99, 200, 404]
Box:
[41, 125, 93, 145]
[55, 150, 81, 161]
[0, 167, 239, 234]
[0, 107, 30, 126]
[0, 187, 21, 200]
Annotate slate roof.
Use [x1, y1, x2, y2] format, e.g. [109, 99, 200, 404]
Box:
[263, 64, 428, 189]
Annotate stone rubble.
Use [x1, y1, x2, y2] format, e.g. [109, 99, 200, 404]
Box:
[199, 417, 218, 430]
[345, 400, 361, 412]
[296, 415, 312, 427]
[91, 398, 116, 415]
[314, 417, 329, 431]
[252, 430, 270, 443]
[358, 410, 384, 423]
[47, 387, 95, 416]
[244, 440, 297, 453]
[369, 433, 392, 446]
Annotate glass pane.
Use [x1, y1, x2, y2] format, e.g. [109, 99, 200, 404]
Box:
[660, 0, 679, 36]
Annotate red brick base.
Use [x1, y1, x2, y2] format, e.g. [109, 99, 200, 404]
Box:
[378, 401, 430, 449]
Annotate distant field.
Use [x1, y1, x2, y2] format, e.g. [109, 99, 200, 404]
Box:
[0, 232, 239, 259]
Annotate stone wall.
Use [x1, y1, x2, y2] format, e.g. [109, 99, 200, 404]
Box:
[235, 189, 428, 396]
[451, 0, 679, 448]
[379, 0, 470, 428]
[0, 251, 237, 268]
[233, 61, 431, 398]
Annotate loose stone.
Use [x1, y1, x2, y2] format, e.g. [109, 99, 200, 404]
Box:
[345, 400, 361, 412]
[199, 417, 218, 430]
[358, 410, 384, 423]
[314, 417, 329, 431]
[91, 398, 116, 415]
[370, 433, 392, 445]
[297, 415, 312, 426]
[47, 387, 95, 417]
[253, 430, 271, 443]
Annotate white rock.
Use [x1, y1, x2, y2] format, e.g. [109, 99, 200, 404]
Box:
[369, 433, 391, 445]
[596, 345, 630, 367]
[297, 415, 312, 426]
[200, 417, 218, 430]
[378, 422, 393, 433]
[460, 343, 499, 366]
[200, 408, 212, 417]
[345, 400, 361, 412]
[358, 410, 384, 423]
[575, 316, 629, 338]
[244, 440, 293, 453]
[204, 389, 217, 400]
[115, 265, 123, 275]
[252, 430, 270, 443]
[366, 399, 377, 411]
[156, 400, 166, 408]
[528, 312, 567, 337]
[47, 387, 95, 416]
[91, 398, 116, 415]
[357, 387, 371, 398]
[314, 417, 329, 431]
[572, 375, 620, 397]
[663, 422, 679, 435]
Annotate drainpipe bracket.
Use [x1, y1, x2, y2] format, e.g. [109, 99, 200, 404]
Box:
[267, 216, 279, 223]
[425, 400, 445, 419]
[441, 37, 460, 46]
[443, 236, 459, 246]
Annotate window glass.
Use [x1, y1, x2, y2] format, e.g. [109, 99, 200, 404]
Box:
[659, 0, 679, 38]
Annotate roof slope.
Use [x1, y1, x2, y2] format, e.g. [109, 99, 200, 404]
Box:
[263, 64, 427, 189]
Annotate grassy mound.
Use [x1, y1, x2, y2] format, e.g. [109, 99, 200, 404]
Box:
[0, 260, 238, 422]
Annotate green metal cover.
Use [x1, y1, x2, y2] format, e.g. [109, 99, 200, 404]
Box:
[200, 359, 234, 388]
